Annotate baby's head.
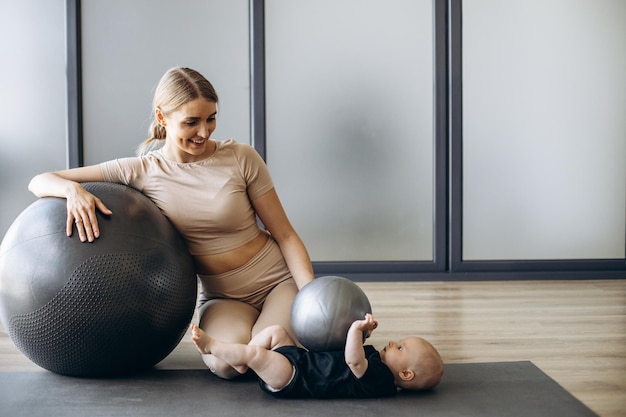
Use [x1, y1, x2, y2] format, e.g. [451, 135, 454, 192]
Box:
[379, 336, 444, 391]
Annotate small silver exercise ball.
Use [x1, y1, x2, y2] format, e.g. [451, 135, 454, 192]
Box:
[291, 276, 372, 351]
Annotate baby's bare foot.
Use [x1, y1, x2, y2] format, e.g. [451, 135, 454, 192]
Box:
[190, 323, 212, 355]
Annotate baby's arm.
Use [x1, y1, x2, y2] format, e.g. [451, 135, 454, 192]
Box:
[345, 314, 378, 378]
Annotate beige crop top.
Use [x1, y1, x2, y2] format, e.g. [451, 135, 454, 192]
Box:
[100, 139, 274, 255]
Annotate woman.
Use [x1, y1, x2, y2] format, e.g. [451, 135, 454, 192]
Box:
[28, 67, 315, 379]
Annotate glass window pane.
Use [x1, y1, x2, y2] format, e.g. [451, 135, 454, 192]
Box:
[265, 0, 434, 262]
[81, 0, 250, 164]
[462, 0, 626, 260]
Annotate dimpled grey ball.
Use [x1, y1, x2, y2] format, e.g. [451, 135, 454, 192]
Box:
[0, 182, 197, 377]
[290, 276, 372, 351]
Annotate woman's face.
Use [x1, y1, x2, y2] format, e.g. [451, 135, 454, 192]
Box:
[158, 98, 217, 162]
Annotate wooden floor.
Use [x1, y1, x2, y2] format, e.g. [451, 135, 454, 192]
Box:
[1, 279, 624, 416]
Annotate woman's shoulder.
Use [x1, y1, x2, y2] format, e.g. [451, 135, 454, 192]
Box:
[217, 139, 263, 161]
[218, 138, 255, 152]
[103, 151, 171, 173]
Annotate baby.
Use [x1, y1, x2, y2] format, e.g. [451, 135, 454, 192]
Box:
[191, 314, 443, 398]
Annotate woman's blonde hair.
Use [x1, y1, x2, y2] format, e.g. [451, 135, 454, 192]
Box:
[137, 67, 219, 155]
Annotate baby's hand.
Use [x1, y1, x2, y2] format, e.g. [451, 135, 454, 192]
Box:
[352, 313, 378, 339]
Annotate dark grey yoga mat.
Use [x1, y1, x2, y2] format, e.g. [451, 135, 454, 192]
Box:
[0, 361, 597, 417]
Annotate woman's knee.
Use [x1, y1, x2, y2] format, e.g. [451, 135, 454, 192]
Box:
[196, 299, 259, 378]
[252, 279, 298, 337]
[199, 299, 259, 342]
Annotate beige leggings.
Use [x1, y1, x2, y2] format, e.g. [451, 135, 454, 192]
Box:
[196, 237, 297, 379]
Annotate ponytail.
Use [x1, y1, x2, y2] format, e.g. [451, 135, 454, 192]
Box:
[136, 121, 166, 156]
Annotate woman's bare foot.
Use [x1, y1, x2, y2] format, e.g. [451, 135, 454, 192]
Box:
[190, 323, 213, 355]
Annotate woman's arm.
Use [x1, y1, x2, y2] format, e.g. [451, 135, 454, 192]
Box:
[28, 166, 112, 242]
[252, 189, 314, 290]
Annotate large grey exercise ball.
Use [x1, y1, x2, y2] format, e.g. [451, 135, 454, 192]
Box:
[0, 182, 197, 377]
[291, 276, 372, 351]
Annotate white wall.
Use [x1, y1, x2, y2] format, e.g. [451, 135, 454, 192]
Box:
[0, 0, 67, 238]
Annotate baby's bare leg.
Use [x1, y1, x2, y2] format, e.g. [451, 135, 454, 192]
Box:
[191, 324, 294, 389]
[248, 324, 298, 350]
[191, 323, 249, 374]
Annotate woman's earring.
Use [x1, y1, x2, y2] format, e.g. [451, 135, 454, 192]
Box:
[156, 108, 166, 127]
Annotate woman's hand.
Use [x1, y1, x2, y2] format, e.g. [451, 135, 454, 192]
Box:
[65, 183, 113, 242]
[29, 167, 112, 242]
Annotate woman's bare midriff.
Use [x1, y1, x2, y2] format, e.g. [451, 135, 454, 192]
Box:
[194, 232, 270, 275]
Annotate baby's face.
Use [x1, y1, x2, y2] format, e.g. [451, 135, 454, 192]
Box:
[380, 337, 444, 390]
[379, 337, 425, 372]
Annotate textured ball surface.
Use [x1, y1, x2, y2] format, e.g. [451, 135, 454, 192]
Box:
[0, 182, 197, 377]
[291, 276, 372, 351]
